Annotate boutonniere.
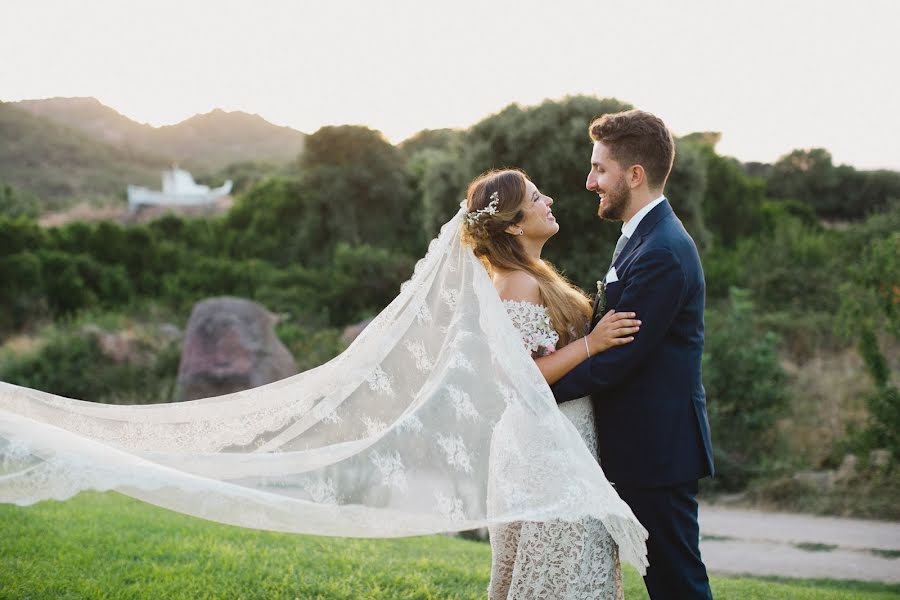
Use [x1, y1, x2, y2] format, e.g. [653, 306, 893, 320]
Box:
[596, 279, 607, 315]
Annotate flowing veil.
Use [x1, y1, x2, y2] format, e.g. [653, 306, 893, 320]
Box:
[0, 204, 648, 573]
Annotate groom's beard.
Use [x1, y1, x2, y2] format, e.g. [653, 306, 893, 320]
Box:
[598, 176, 631, 221]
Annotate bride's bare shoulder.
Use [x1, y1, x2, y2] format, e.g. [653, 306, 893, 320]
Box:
[493, 270, 542, 305]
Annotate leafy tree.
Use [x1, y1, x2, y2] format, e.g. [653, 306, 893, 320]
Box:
[408, 147, 472, 239]
[699, 146, 766, 246]
[398, 128, 461, 158]
[768, 148, 900, 219]
[666, 139, 711, 251]
[858, 170, 900, 215]
[223, 176, 304, 264]
[225, 126, 422, 268]
[299, 125, 422, 256]
[768, 148, 838, 210]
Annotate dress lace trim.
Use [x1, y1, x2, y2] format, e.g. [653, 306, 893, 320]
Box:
[501, 300, 559, 355]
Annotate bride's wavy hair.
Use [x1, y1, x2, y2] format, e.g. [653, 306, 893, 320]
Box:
[462, 169, 592, 346]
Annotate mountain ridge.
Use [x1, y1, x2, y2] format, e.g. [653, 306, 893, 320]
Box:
[2, 97, 307, 208]
[0, 101, 165, 208]
[12, 97, 306, 170]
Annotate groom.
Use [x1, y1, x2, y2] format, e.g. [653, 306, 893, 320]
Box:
[551, 110, 715, 599]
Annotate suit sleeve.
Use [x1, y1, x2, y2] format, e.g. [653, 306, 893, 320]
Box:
[551, 248, 687, 403]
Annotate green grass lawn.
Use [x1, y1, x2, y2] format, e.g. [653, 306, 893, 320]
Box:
[1, 493, 897, 599]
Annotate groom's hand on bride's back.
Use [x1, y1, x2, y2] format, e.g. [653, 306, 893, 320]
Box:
[587, 310, 640, 354]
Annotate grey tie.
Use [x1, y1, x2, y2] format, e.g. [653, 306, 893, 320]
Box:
[610, 233, 629, 268]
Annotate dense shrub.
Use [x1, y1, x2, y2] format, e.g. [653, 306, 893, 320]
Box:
[0, 251, 45, 331]
[0, 183, 39, 219]
[326, 243, 415, 325]
[837, 232, 900, 458]
[0, 328, 180, 404]
[275, 322, 346, 372]
[703, 288, 789, 489]
[700, 147, 766, 247]
[767, 148, 900, 219]
[729, 217, 839, 313]
[160, 256, 276, 312]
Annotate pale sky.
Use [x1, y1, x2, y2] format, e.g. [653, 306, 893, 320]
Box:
[2, 0, 898, 169]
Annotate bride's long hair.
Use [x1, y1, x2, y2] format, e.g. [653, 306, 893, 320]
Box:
[462, 169, 592, 347]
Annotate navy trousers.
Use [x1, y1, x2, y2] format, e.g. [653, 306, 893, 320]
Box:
[616, 480, 712, 600]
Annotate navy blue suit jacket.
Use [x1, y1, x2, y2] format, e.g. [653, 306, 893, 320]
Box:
[551, 200, 714, 488]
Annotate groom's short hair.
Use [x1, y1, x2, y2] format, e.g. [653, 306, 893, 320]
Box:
[589, 110, 675, 189]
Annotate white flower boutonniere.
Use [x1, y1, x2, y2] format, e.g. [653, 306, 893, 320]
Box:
[596, 279, 607, 316]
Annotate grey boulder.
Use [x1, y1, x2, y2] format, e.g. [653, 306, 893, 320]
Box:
[175, 297, 297, 402]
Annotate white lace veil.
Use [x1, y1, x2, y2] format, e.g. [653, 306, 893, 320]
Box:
[0, 205, 648, 573]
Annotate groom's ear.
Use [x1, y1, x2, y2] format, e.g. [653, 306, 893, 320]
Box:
[627, 164, 646, 189]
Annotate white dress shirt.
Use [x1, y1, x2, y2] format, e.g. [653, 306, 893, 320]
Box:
[622, 195, 667, 239]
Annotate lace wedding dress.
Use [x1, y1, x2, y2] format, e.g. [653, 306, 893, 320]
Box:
[488, 300, 623, 600]
[0, 204, 646, 577]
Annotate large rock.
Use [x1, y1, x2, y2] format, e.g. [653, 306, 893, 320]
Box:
[175, 297, 297, 402]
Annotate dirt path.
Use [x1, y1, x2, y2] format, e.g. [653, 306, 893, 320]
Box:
[698, 504, 900, 583]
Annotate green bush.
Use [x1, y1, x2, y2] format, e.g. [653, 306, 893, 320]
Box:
[0, 215, 45, 255]
[730, 217, 839, 314]
[836, 232, 900, 458]
[408, 146, 471, 239]
[275, 322, 346, 372]
[700, 147, 766, 247]
[326, 243, 415, 325]
[0, 182, 39, 219]
[0, 326, 180, 404]
[767, 148, 900, 219]
[703, 288, 789, 489]
[756, 310, 842, 360]
[160, 255, 276, 312]
[0, 251, 45, 331]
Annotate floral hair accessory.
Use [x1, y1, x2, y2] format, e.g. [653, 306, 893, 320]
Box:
[465, 191, 500, 225]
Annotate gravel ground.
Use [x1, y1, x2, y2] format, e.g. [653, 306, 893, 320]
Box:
[698, 504, 900, 583]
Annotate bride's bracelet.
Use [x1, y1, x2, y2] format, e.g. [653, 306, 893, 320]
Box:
[583, 336, 591, 358]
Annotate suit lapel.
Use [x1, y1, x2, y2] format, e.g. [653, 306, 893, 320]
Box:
[592, 200, 675, 325]
[612, 200, 673, 270]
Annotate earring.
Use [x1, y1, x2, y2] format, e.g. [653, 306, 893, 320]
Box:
[517, 229, 524, 236]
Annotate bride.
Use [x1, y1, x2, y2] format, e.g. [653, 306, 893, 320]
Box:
[463, 169, 640, 599]
[0, 168, 648, 592]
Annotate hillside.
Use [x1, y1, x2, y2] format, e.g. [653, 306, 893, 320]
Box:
[149, 109, 307, 168]
[0, 102, 165, 207]
[13, 97, 306, 170]
[14, 96, 155, 148]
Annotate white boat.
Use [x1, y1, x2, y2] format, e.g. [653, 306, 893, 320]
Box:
[127, 168, 232, 210]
